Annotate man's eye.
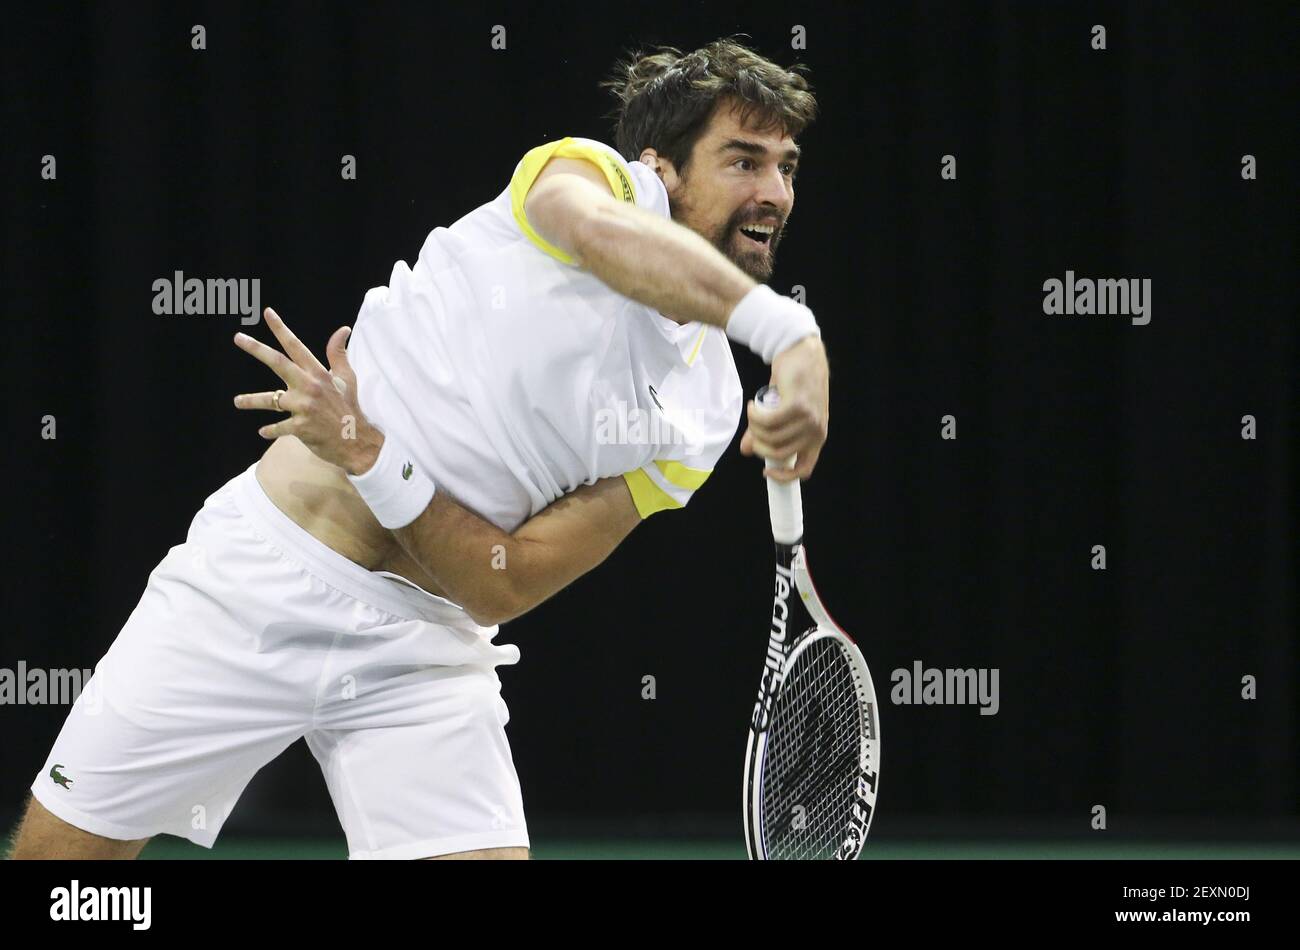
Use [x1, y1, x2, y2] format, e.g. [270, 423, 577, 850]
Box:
[781, 163, 797, 177]
[735, 158, 754, 171]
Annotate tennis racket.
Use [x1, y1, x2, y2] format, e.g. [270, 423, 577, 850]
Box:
[742, 385, 881, 860]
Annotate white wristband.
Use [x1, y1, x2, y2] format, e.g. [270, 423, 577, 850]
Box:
[724, 284, 821, 364]
[347, 430, 435, 530]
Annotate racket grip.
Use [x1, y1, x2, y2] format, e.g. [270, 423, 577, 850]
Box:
[755, 386, 804, 544]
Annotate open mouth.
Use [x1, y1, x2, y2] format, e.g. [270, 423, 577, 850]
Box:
[737, 223, 775, 247]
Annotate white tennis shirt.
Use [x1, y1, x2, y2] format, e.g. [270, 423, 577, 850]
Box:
[347, 137, 743, 532]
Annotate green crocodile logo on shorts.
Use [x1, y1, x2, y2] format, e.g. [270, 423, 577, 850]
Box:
[402, 461, 413, 480]
[50, 764, 73, 789]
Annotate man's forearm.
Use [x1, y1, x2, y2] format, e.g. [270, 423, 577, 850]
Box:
[574, 200, 757, 328]
[389, 493, 522, 626]
[388, 477, 639, 628]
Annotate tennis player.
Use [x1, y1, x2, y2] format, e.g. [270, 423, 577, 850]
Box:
[13, 38, 828, 860]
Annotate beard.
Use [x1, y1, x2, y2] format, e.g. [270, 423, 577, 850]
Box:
[669, 190, 784, 282]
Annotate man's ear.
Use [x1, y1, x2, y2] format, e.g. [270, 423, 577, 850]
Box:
[639, 148, 678, 189]
[637, 149, 660, 174]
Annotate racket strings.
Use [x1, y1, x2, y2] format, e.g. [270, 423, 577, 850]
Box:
[761, 636, 864, 860]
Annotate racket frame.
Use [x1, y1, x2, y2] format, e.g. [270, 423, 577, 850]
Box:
[743, 546, 882, 860]
[742, 385, 882, 860]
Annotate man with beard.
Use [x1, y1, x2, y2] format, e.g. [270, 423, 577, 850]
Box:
[15, 38, 830, 860]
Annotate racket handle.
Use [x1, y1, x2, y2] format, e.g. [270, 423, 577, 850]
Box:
[755, 386, 804, 545]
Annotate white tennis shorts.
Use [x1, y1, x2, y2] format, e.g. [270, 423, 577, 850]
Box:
[30, 462, 529, 859]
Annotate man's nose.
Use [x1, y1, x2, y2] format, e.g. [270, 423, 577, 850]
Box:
[752, 165, 791, 214]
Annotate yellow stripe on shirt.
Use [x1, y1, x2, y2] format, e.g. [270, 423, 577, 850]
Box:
[621, 460, 714, 519]
[654, 459, 711, 491]
[685, 326, 709, 366]
[622, 468, 682, 518]
[510, 137, 638, 265]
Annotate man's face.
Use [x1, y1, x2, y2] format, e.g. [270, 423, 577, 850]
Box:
[640, 101, 799, 282]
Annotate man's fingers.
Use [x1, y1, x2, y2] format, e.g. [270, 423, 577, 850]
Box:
[263, 308, 328, 376]
[256, 418, 296, 441]
[233, 390, 298, 413]
[753, 428, 824, 480]
[748, 435, 801, 463]
[746, 399, 817, 442]
[763, 467, 801, 483]
[746, 422, 801, 459]
[792, 443, 822, 480]
[748, 420, 813, 460]
[233, 332, 303, 386]
[324, 326, 356, 397]
[760, 438, 822, 481]
[325, 326, 353, 373]
[746, 417, 809, 452]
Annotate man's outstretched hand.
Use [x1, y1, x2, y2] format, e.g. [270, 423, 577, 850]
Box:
[738, 335, 830, 482]
[233, 308, 383, 476]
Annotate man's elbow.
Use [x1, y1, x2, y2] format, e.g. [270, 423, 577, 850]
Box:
[462, 597, 506, 628]
[461, 587, 530, 629]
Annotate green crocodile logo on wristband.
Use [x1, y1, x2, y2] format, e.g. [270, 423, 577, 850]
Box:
[402, 461, 413, 480]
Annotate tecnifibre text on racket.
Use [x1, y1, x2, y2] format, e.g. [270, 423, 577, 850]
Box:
[742, 385, 881, 860]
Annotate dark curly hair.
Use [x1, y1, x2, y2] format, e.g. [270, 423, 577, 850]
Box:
[600, 37, 817, 175]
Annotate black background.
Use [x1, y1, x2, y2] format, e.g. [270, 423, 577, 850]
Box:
[2, 1, 1295, 846]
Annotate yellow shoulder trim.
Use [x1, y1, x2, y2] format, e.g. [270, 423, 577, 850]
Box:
[621, 461, 714, 518]
[510, 137, 638, 265]
[622, 468, 682, 519]
[654, 459, 711, 491]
